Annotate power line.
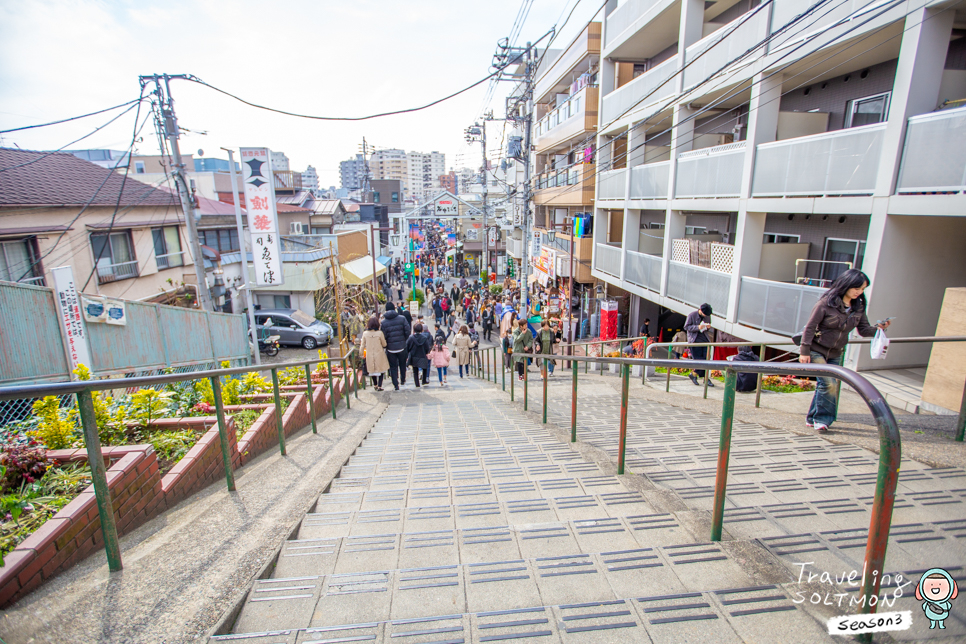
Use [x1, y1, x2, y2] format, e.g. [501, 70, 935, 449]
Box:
[185, 67, 505, 122]
[0, 99, 142, 134]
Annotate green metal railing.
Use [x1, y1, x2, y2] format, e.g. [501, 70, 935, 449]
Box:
[487, 343, 901, 620]
[0, 350, 359, 574]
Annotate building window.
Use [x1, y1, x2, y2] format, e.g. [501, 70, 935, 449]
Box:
[763, 233, 801, 243]
[372, 192, 381, 202]
[201, 229, 239, 253]
[822, 238, 866, 281]
[134, 161, 145, 174]
[91, 231, 137, 283]
[273, 295, 291, 308]
[0, 238, 42, 285]
[845, 92, 890, 128]
[391, 192, 399, 203]
[311, 227, 330, 235]
[685, 226, 707, 235]
[645, 222, 665, 230]
[153, 226, 184, 269]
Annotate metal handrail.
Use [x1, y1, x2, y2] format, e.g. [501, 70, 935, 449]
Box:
[516, 349, 900, 621]
[0, 349, 360, 575]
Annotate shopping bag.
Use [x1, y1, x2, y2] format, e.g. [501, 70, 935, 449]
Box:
[870, 328, 890, 359]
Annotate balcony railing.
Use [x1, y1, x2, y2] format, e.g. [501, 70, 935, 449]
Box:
[624, 250, 662, 292]
[675, 142, 746, 198]
[155, 251, 185, 270]
[594, 243, 622, 277]
[601, 57, 676, 125]
[897, 106, 966, 194]
[604, 0, 663, 48]
[535, 86, 598, 152]
[273, 171, 303, 192]
[597, 168, 626, 200]
[666, 261, 731, 315]
[752, 123, 885, 197]
[96, 260, 139, 284]
[683, 8, 769, 90]
[737, 276, 825, 336]
[534, 164, 596, 207]
[18, 275, 47, 287]
[534, 23, 601, 103]
[629, 161, 670, 200]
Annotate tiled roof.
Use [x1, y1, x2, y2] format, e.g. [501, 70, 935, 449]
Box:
[276, 203, 312, 213]
[0, 148, 179, 208]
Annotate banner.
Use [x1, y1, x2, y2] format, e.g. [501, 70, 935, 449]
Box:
[51, 266, 92, 374]
[241, 147, 284, 286]
[447, 233, 456, 247]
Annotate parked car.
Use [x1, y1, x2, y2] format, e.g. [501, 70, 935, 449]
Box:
[252, 309, 332, 349]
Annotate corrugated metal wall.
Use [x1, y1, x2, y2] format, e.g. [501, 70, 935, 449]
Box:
[0, 282, 250, 384]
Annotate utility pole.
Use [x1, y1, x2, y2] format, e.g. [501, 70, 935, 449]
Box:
[359, 137, 373, 199]
[141, 74, 213, 310]
[223, 148, 260, 365]
[520, 42, 534, 317]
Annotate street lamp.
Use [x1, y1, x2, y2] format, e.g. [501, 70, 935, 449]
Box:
[391, 234, 400, 247]
[547, 229, 556, 244]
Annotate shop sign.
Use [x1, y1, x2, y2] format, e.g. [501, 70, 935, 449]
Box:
[51, 266, 92, 374]
[241, 147, 284, 286]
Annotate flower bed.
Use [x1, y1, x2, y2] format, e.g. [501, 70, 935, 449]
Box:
[0, 364, 357, 607]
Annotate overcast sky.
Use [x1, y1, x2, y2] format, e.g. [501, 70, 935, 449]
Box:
[0, 0, 603, 188]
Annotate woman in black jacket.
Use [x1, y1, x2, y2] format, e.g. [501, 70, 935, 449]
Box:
[406, 323, 432, 388]
[799, 269, 889, 433]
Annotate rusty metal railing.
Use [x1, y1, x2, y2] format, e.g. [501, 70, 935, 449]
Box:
[0, 349, 360, 574]
[491, 347, 900, 620]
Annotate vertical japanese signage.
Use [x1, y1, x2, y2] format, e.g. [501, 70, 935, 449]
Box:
[241, 147, 284, 286]
[51, 266, 92, 375]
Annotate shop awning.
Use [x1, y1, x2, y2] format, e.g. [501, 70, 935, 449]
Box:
[340, 255, 388, 284]
[376, 255, 392, 266]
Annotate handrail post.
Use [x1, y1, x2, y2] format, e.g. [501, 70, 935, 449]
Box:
[76, 388, 122, 572]
[571, 356, 578, 442]
[342, 359, 351, 410]
[524, 358, 529, 411]
[955, 377, 966, 442]
[305, 365, 318, 434]
[666, 346, 672, 392]
[510, 354, 515, 401]
[542, 357, 548, 424]
[329, 361, 337, 420]
[210, 375, 237, 491]
[353, 355, 359, 399]
[271, 368, 286, 456]
[755, 344, 764, 408]
[502, 345, 506, 391]
[617, 363, 630, 475]
[710, 369, 737, 541]
[703, 346, 712, 399]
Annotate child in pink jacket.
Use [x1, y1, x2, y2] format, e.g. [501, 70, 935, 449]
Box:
[427, 339, 451, 386]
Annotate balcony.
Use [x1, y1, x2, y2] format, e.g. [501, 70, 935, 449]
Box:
[666, 261, 730, 315]
[535, 86, 599, 154]
[737, 276, 825, 336]
[897, 106, 966, 194]
[604, 0, 674, 54]
[273, 171, 303, 193]
[682, 8, 769, 90]
[534, 163, 596, 207]
[624, 250, 662, 292]
[597, 168, 626, 201]
[600, 57, 676, 126]
[675, 142, 745, 198]
[630, 161, 670, 200]
[594, 243, 622, 277]
[752, 123, 885, 197]
[534, 23, 601, 104]
[156, 251, 185, 270]
[96, 259, 139, 284]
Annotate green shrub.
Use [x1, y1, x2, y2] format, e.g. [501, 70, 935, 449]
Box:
[129, 389, 174, 429]
[148, 429, 197, 463]
[28, 397, 76, 450]
[489, 284, 503, 295]
[408, 288, 425, 305]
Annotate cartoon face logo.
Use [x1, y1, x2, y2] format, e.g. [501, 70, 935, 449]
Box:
[915, 568, 959, 629]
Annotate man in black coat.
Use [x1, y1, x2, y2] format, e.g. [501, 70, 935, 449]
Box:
[406, 323, 432, 388]
[381, 302, 411, 390]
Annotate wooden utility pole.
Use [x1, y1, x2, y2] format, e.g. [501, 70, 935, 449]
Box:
[330, 241, 346, 357]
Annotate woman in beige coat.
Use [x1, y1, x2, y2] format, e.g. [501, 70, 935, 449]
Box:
[453, 325, 472, 378]
[360, 316, 390, 391]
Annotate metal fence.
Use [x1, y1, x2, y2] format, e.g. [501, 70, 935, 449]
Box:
[736, 276, 824, 336]
[629, 161, 670, 199]
[597, 169, 627, 200]
[675, 142, 746, 198]
[682, 7, 769, 89]
[897, 105, 966, 194]
[594, 244, 623, 277]
[600, 57, 676, 123]
[624, 250, 662, 292]
[666, 261, 731, 314]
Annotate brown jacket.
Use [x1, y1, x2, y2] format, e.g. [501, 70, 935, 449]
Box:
[800, 296, 876, 360]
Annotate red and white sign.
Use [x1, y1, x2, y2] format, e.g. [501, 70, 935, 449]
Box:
[435, 196, 458, 217]
[241, 147, 284, 286]
[600, 300, 618, 341]
[52, 266, 92, 375]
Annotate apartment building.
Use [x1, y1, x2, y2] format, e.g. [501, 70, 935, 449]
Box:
[301, 165, 320, 193]
[590, 0, 966, 373]
[531, 21, 603, 288]
[370, 149, 410, 198]
[407, 151, 446, 202]
[340, 154, 366, 191]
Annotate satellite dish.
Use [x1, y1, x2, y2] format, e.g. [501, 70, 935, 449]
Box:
[197, 149, 204, 157]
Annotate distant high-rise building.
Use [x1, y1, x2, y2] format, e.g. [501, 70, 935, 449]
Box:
[407, 151, 446, 202]
[270, 151, 290, 171]
[439, 171, 457, 194]
[339, 154, 366, 191]
[370, 149, 409, 197]
[301, 165, 320, 191]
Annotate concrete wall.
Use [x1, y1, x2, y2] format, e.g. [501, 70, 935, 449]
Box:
[921, 287, 966, 414]
[759, 243, 810, 282]
[859, 216, 966, 370]
[763, 213, 871, 278]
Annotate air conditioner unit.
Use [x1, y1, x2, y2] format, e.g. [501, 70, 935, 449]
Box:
[290, 222, 304, 234]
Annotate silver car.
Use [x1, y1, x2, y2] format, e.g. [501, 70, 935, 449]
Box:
[253, 309, 332, 349]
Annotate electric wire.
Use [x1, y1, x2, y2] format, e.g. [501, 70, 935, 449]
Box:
[0, 99, 142, 134]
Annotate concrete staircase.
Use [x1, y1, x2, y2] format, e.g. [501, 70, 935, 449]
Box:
[209, 370, 966, 643]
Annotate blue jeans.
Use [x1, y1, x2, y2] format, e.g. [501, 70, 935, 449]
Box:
[459, 364, 467, 377]
[436, 366, 448, 383]
[807, 351, 842, 427]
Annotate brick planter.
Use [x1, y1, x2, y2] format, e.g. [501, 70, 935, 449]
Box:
[0, 374, 355, 608]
